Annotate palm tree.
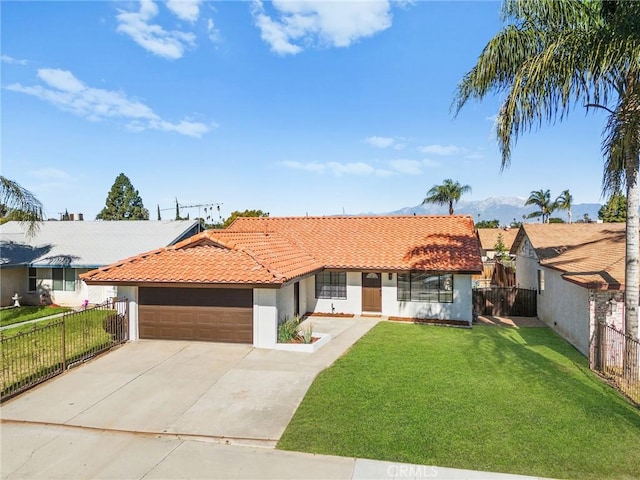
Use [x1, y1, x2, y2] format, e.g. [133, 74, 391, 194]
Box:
[525, 189, 556, 223]
[453, 0, 640, 339]
[422, 179, 471, 215]
[0, 176, 43, 236]
[556, 189, 573, 223]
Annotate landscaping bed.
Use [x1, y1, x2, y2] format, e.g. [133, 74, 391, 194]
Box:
[278, 322, 640, 480]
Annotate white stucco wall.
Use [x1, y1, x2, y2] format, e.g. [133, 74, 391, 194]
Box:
[297, 271, 473, 322]
[537, 267, 590, 355]
[0, 268, 25, 306]
[514, 238, 539, 290]
[117, 285, 139, 341]
[387, 274, 473, 322]
[254, 288, 278, 349]
[276, 283, 295, 322]
[304, 272, 362, 315]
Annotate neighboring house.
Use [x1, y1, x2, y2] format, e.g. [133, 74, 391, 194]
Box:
[0, 220, 200, 307]
[82, 215, 483, 349]
[511, 223, 627, 356]
[477, 227, 518, 262]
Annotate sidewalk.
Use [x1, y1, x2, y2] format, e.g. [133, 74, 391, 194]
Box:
[1, 421, 553, 480]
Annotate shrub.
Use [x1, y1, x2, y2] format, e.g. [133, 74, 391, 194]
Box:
[278, 316, 300, 343]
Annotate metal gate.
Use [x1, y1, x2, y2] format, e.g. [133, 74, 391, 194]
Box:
[472, 287, 537, 317]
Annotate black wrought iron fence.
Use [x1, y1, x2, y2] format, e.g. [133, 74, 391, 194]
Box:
[1, 298, 128, 402]
[591, 322, 640, 405]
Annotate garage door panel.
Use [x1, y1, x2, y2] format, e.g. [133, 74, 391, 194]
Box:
[139, 305, 253, 343]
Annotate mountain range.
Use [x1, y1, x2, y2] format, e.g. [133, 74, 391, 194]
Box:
[383, 196, 602, 226]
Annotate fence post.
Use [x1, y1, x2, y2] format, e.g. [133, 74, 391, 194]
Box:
[61, 316, 66, 371]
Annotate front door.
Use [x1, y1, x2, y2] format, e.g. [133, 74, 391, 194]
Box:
[294, 282, 300, 317]
[362, 272, 382, 313]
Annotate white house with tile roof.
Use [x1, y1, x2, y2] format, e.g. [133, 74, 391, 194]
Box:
[82, 215, 484, 349]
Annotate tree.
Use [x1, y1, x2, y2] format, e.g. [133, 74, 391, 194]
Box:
[221, 209, 269, 229]
[454, 0, 640, 339]
[476, 219, 500, 228]
[548, 217, 566, 223]
[598, 192, 626, 222]
[96, 173, 149, 220]
[0, 175, 43, 236]
[525, 189, 556, 223]
[494, 233, 510, 261]
[556, 189, 573, 223]
[422, 179, 471, 215]
[157, 204, 161, 221]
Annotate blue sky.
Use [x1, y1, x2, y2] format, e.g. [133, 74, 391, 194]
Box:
[2, 0, 609, 222]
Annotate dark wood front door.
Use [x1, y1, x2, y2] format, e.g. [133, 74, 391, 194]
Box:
[362, 272, 382, 312]
[294, 282, 300, 317]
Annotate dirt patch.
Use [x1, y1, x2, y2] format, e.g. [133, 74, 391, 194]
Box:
[476, 315, 547, 327]
[388, 317, 470, 327]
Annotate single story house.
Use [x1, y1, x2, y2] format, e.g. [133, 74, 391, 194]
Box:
[511, 223, 628, 356]
[477, 227, 518, 262]
[0, 220, 200, 307]
[475, 227, 518, 287]
[82, 215, 483, 349]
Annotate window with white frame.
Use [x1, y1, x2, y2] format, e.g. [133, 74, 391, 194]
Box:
[397, 272, 454, 303]
[315, 271, 347, 299]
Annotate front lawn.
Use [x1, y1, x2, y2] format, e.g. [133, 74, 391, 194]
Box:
[278, 323, 640, 480]
[0, 305, 71, 327]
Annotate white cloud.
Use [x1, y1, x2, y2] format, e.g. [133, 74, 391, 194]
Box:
[6, 68, 210, 138]
[1, 54, 27, 65]
[166, 0, 203, 22]
[116, 0, 196, 60]
[252, 0, 392, 55]
[366, 136, 395, 148]
[28, 168, 74, 181]
[207, 18, 222, 44]
[281, 160, 392, 177]
[418, 144, 463, 156]
[388, 158, 440, 175]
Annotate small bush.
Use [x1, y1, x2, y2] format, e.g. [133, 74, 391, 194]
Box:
[278, 316, 300, 343]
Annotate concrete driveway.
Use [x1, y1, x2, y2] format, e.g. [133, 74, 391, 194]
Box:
[1, 317, 378, 445]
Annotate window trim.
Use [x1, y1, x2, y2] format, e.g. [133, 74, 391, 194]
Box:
[315, 271, 347, 299]
[397, 271, 454, 303]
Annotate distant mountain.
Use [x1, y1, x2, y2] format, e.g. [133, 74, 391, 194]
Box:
[384, 196, 602, 226]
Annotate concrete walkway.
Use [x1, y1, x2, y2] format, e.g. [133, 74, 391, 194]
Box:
[1, 421, 552, 480]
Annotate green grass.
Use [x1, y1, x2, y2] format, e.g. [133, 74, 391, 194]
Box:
[0, 306, 72, 327]
[278, 323, 640, 480]
[1, 309, 119, 397]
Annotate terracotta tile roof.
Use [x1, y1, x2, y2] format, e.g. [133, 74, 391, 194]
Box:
[83, 215, 483, 286]
[82, 231, 323, 286]
[512, 223, 627, 290]
[477, 228, 518, 251]
[227, 215, 483, 273]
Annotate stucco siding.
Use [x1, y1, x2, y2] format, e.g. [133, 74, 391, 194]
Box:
[305, 271, 362, 315]
[276, 283, 295, 321]
[515, 239, 539, 290]
[538, 267, 590, 355]
[117, 286, 139, 341]
[0, 267, 25, 306]
[387, 274, 473, 322]
[254, 288, 278, 348]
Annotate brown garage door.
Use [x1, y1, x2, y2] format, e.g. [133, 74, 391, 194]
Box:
[138, 287, 253, 343]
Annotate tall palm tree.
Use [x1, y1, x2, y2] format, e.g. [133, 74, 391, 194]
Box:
[0, 176, 43, 236]
[525, 189, 556, 223]
[556, 189, 573, 223]
[453, 0, 640, 339]
[422, 179, 471, 215]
